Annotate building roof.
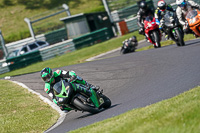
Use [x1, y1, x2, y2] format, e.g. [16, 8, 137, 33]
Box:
[60, 13, 84, 22]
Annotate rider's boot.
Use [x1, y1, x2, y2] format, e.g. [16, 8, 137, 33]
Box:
[76, 87, 92, 97]
[59, 105, 71, 113]
[144, 35, 149, 42]
[88, 83, 100, 91]
[165, 34, 169, 40]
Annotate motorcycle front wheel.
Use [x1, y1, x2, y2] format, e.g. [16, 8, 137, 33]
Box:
[152, 31, 161, 48]
[175, 29, 185, 46]
[100, 94, 111, 109]
[121, 49, 126, 54]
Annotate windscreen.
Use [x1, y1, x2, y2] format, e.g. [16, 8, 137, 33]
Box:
[164, 11, 174, 25]
[53, 80, 63, 95]
[7, 50, 19, 58]
[186, 10, 198, 19]
[145, 16, 153, 22]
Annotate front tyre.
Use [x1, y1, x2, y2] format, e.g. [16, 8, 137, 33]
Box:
[152, 31, 161, 48]
[175, 29, 185, 46]
[121, 49, 126, 54]
[100, 94, 111, 109]
[72, 98, 100, 114]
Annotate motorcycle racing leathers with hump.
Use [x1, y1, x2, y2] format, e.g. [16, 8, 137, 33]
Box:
[155, 2, 175, 39]
[137, 1, 154, 35]
[41, 68, 94, 112]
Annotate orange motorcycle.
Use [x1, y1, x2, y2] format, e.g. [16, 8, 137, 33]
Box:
[186, 9, 200, 37]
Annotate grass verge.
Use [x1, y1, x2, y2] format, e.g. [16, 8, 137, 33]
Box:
[0, 0, 104, 43]
[0, 80, 59, 133]
[70, 86, 200, 133]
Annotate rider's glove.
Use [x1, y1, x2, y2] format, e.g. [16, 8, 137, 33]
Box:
[185, 22, 189, 28]
[183, 22, 189, 30]
[70, 75, 76, 82]
[48, 92, 53, 98]
[139, 27, 144, 34]
[159, 25, 163, 30]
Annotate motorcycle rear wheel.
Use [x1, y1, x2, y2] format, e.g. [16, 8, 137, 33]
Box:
[72, 98, 100, 114]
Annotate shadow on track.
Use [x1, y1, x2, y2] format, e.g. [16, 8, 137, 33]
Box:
[76, 104, 121, 119]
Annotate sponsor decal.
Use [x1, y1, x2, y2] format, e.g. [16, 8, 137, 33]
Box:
[56, 70, 61, 74]
[59, 98, 63, 102]
[99, 98, 104, 104]
[45, 88, 49, 92]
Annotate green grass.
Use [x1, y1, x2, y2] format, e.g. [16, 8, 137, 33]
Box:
[70, 86, 200, 133]
[0, 0, 104, 43]
[0, 80, 59, 133]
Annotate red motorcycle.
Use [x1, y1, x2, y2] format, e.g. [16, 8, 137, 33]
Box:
[144, 16, 162, 48]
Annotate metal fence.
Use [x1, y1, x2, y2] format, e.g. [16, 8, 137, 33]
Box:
[0, 27, 114, 75]
[111, 0, 154, 22]
[6, 50, 42, 71]
[39, 39, 75, 61]
[0, 59, 10, 74]
[44, 27, 68, 45]
[73, 27, 114, 49]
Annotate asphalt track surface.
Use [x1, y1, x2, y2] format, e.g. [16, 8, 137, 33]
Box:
[9, 38, 200, 133]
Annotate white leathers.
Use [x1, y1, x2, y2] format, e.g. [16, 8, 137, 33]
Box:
[176, 0, 200, 25]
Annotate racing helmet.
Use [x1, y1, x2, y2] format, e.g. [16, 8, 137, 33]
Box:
[130, 36, 137, 42]
[139, 1, 147, 12]
[157, 0, 166, 11]
[176, 0, 186, 9]
[40, 67, 53, 83]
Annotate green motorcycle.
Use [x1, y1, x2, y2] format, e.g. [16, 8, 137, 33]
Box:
[53, 80, 111, 114]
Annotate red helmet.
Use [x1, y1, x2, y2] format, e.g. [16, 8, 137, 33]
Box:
[157, 0, 166, 11]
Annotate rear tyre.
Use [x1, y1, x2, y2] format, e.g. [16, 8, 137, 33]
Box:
[175, 29, 185, 46]
[152, 31, 161, 48]
[73, 98, 100, 114]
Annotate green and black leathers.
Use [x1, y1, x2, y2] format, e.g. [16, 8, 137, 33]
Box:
[43, 69, 90, 111]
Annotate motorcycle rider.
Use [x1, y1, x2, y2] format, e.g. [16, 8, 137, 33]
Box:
[128, 36, 138, 48]
[121, 36, 138, 53]
[176, 0, 200, 34]
[40, 67, 97, 112]
[137, 0, 154, 40]
[155, 0, 175, 39]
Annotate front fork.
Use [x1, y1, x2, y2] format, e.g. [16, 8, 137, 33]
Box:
[89, 88, 101, 108]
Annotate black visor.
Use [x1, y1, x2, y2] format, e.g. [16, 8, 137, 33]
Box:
[159, 6, 166, 10]
[42, 73, 52, 82]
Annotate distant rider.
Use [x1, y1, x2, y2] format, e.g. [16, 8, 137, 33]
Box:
[121, 36, 138, 53]
[40, 67, 97, 112]
[155, 0, 175, 39]
[176, 0, 200, 34]
[137, 0, 154, 40]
